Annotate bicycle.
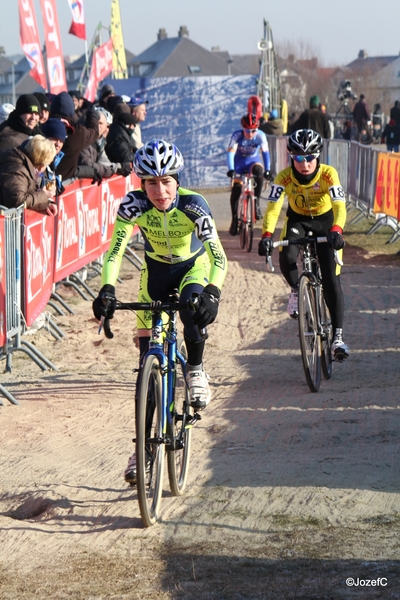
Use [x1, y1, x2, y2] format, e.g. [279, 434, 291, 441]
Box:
[269, 234, 342, 393]
[101, 292, 201, 527]
[234, 174, 256, 252]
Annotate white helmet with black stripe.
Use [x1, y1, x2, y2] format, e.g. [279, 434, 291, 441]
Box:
[134, 139, 184, 178]
[287, 129, 323, 156]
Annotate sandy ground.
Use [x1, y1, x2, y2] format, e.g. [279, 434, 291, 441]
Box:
[1, 191, 400, 599]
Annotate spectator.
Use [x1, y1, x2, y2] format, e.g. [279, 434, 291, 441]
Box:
[68, 90, 86, 124]
[259, 109, 284, 136]
[342, 119, 353, 141]
[381, 119, 400, 152]
[0, 134, 58, 215]
[106, 95, 124, 115]
[291, 95, 331, 139]
[353, 94, 371, 142]
[34, 92, 50, 124]
[50, 91, 99, 181]
[0, 103, 14, 125]
[98, 84, 115, 110]
[0, 94, 40, 151]
[77, 107, 132, 182]
[105, 103, 138, 165]
[127, 96, 148, 149]
[390, 100, 400, 127]
[41, 117, 68, 194]
[319, 104, 334, 139]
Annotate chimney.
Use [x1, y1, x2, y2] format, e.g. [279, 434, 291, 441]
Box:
[157, 28, 167, 41]
[211, 46, 220, 52]
[0, 46, 5, 56]
[358, 49, 368, 59]
[178, 26, 189, 38]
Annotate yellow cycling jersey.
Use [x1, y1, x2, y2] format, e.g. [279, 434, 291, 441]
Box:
[262, 164, 347, 235]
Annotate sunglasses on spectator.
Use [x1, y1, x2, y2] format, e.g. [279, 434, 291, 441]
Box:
[244, 128, 257, 134]
[292, 154, 319, 163]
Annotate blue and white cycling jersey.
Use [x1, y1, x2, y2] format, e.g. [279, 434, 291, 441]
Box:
[227, 129, 270, 172]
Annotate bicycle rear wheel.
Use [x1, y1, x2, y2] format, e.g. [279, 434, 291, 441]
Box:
[245, 193, 254, 253]
[136, 355, 164, 527]
[298, 274, 321, 392]
[320, 291, 333, 380]
[167, 340, 193, 496]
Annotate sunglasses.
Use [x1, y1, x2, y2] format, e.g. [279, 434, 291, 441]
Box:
[243, 128, 257, 134]
[292, 154, 319, 163]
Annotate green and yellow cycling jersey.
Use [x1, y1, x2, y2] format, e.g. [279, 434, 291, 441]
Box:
[262, 164, 347, 235]
[102, 187, 227, 290]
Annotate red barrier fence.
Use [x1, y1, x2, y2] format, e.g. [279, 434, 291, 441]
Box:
[22, 173, 140, 327]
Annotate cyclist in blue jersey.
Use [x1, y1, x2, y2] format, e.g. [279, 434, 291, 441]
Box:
[227, 113, 271, 235]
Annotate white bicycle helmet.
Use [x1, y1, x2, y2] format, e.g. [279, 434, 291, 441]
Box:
[0, 103, 15, 124]
[134, 139, 184, 178]
[95, 106, 112, 125]
[287, 129, 323, 156]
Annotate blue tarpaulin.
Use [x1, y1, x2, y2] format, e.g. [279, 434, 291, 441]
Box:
[104, 75, 257, 188]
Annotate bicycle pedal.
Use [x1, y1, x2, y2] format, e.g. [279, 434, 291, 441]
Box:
[187, 413, 202, 426]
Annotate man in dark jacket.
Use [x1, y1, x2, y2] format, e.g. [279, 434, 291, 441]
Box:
[353, 94, 371, 142]
[259, 109, 284, 137]
[105, 103, 137, 165]
[50, 91, 99, 181]
[390, 100, 400, 127]
[291, 95, 331, 139]
[0, 94, 41, 151]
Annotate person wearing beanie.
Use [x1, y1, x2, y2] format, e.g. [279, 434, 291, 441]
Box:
[50, 91, 99, 181]
[105, 103, 138, 165]
[68, 90, 86, 124]
[34, 92, 50, 124]
[98, 84, 115, 109]
[0, 94, 40, 151]
[0, 134, 58, 215]
[290, 94, 331, 139]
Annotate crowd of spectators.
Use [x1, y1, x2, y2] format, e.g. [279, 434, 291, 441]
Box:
[0, 86, 149, 214]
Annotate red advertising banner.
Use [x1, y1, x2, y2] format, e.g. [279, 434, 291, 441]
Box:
[0, 217, 6, 346]
[23, 211, 55, 327]
[84, 39, 114, 102]
[18, 0, 47, 89]
[373, 153, 400, 219]
[67, 0, 86, 40]
[39, 0, 67, 94]
[54, 174, 136, 282]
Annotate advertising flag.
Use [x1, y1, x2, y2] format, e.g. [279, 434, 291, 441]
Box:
[18, 0, 47, 89]
[84, 39, 113, 102]
[39, 0, 67, 94]
[67, 0, 86, 40]
[110, 0, 128, 79]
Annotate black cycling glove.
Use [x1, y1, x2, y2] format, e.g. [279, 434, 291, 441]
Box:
[227, 170, 234, 178]
[327, 231, 345, 250]
[192, 284, 221, 328]
[258, 236, 273, 256]
[92, 284, 117, 321]
[263, 170, 272, 181]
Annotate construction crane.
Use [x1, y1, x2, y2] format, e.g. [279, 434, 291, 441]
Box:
[256, 19, 284, 121]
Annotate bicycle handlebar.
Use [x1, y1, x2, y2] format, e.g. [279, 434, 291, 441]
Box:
[270, 236, 343, 266]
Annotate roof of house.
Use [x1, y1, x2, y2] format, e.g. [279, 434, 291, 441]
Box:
[128, 36, 245, 77]
[346, 54, 399, 74]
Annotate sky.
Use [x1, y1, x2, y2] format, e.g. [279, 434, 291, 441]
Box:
[2, 0, 400, 67]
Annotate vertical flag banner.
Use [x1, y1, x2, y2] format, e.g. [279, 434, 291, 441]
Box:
[84, 39, 113, 102]
[67, 0, 86, 40]
[39, 0, 67, 94]
[18, 0, 47, 89]
[110, 0, 128, 79]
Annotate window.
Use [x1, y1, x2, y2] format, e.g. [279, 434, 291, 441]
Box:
[188, 65, 201, 74]
[131, 62, 155, 77]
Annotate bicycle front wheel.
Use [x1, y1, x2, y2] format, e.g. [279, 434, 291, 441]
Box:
[245, 193, 254, 253]
[320, 292, 333, 380]
[167, 340, 193, 496]
[136, 355, 164, 527]
[298, 274, 321, 392]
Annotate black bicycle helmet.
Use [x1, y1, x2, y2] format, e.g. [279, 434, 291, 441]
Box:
[287, 129, 323, 155]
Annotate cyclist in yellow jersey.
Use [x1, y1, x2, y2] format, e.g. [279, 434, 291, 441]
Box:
[258, 129, 349, 361]
[92, 139, 228, 482]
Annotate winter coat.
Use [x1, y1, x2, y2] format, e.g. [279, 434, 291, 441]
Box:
[381, 123, 400, 146]
[105, 122, 137, 164]
[291, 108, 330, 139]
[51, 108, 99, 181]
[259, 119, 284, 137]
[353, 99, 371, 127]
[78, 138, 120, 179]
[0, 111, 40, 151]
[0, 146, 51, 212]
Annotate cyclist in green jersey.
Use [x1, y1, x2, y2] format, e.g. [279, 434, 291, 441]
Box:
[92, 139, 228, 483]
